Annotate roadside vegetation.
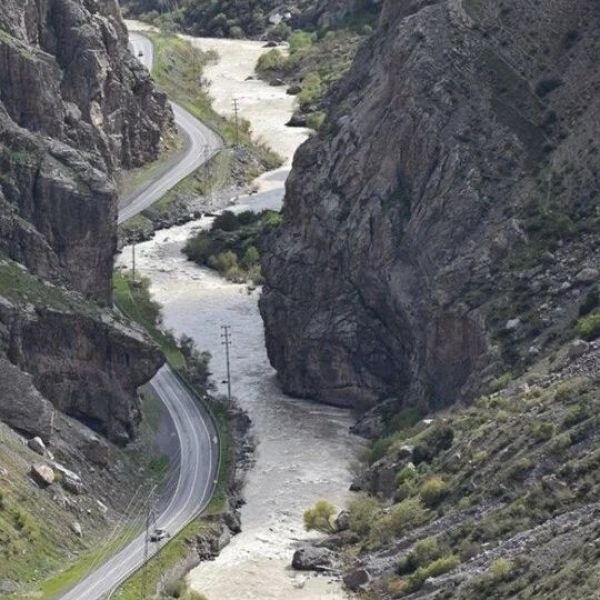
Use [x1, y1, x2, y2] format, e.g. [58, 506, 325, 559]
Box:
[182, 209, 281, 284]
[119, 32, 281, 240]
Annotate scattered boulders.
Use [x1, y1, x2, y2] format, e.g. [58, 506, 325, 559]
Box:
[28, 436, 46, 456]
[291, 546, 338, 572]
[30, 463, 55, 487]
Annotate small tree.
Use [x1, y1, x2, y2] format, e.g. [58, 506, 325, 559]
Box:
[303, 500, 336, 533]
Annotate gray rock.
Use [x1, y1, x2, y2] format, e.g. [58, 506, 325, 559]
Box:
[30, 464, 55, 487]
[70, 521, 82, 537]
[343, 568, 371, 591]
[291, 546, 337, 571]
[0, 580, 18, 594]
[28, 437, 46, 456]
[62, 475, 84, 495]
[568, 339, 590, 359]
[224, 509, 242, 534]
[334, 510, 351, 532]
[505, 318, 522, 332]
[575, 268, 599, 284]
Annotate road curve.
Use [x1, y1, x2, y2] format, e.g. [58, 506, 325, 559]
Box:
[59, 33, 221, 600]
[118, 32, 223, 224]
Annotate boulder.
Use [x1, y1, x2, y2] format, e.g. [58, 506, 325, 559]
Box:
[575, 268, 599, 284]
[223, 509, 242, 534]
[291, 546, 337, 571]
[343, 567, 371, 591]
[286, 113, 309, 127]
[84, 436, 110, 467]
[70, 521, 82, 537]
[62, 475, 84, 495]
[287, 84, 302, 95]
[28, 437, 46, 456]
[30, 463, 55, 487]
[269, 78, 285, 86]
[0, 580, 18, 594]
[568, 339, 590, 359]
[334, 510, 350, 532]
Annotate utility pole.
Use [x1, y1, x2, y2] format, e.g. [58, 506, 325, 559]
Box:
[232, 98, 240, 148]
[131, 242, 136, 283]
[204, 144, 213, 207]
[141, 490, 157, 600]
[221, 325, 232, 407]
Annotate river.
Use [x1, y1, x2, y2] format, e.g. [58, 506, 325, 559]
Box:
[122, 26, 360, 600]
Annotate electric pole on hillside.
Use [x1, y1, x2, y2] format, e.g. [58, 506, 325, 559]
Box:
[232, 98, 240, 148]
[204, 144, 213, 207]
[131, 242, 137, 283]
[141, 493, 157, 600]
[221, 325, 232, 407]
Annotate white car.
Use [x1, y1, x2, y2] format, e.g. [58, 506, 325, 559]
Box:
[150, 528, 169, 542]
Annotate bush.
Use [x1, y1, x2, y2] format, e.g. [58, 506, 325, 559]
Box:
[298, 72, 322, 109]
[488, 372, 512, 393]
[563, 401, 590, 428]
[397, 537, 441, 575]
[212, 210, 239, 232]
[404, 555, 460, 592]
[256, 48, 286, 75]
[348, 495, 380, 536]
[304, 500, 336, 533]
[242, 246, 260, 269]
[237, 210, 259, 226]
[532, 421, 555, 442]
[419, 477, 448, 508]
[307, 111, 326, 131]
[412, 425, 454, 465]
[209, 250, 238, 273]
[576, 311, 600, 340]
[370, 499, 428, 546]
[489, 558, 513, 579]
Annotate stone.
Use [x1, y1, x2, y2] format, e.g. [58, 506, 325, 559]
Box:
[0, 580, 18, 594]
[223, 510, 242, 534]
[30, 464, 55, 487]
[84, 436, 110, 467]
[287, 84, 302, 95]
[291, 546, 337, 571]
[334, 510, 350, 532]
[505, 318, 522, 332]
[568, 339, 590, 359]
[575, 268, 599, 284]
[343, 568, 371, 591]
[28, 437, 46, 456]
[70, 522, 82, 537]
[62, 475, 84, 495]
[269, 78, 285, 86]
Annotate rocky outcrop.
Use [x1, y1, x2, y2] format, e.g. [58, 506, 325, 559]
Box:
[0, 0, 172, 300]
[0, 1, 172, 440]
[260, 0, 600, 410]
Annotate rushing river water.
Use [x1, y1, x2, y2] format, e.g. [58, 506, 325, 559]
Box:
[118, 216, 359, 599]
[122, 24, 360, 598]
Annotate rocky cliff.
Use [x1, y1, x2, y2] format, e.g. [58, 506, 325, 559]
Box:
[260, 0, 600, 411]
[0, 0, 171, 443]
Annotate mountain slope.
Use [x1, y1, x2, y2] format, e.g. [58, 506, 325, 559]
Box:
[260, 0, 600, 411]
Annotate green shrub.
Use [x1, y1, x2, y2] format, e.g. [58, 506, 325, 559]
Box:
[397, 537, 442, 575]
[348, 495, 380, 536]
[419, 477, 448, 508]
[208, 250, 238, 273]
[303, 500, 336, 533]
[212, 210, 239, 232]
[532, 421, 555, 442]
[576, 311, 600, 340]
[489, 557, 513, 579]
[298, 72, 322, 109]
[256, 48, 287, 75]
[489, 373, 512, 393]
[412, 425, 454, 465]
[242, 246, 260, 269]
[370, 499, 428, 546]
[307, 111, 326, 131]
[563, 401, 590, 428]
[506, 457, 531, 481]
[262, 210, 282, 229]
[404, 555, 460, 592]
[396, 465, 417, 485]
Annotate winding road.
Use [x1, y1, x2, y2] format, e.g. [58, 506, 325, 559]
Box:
[59, 33, 222, 600]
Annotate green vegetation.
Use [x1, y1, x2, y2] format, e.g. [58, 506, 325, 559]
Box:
[120, 32, 281, 234]
[183, 209, 281, 284]
[575, 310, 600, 341]
[419, 476, 448, 508]
[303, 500, 336, 533]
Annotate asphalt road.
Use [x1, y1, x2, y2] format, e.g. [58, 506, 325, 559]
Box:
[118, 33, 223, 224]
[59, 33, 222, 600]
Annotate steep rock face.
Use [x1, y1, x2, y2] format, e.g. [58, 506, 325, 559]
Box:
[0, 1, 172, 441]
[260, 0, 600, 410]
[0, 0, 172, 300]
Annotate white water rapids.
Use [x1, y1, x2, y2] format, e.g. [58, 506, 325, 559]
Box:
[122, 25, 361, 600]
